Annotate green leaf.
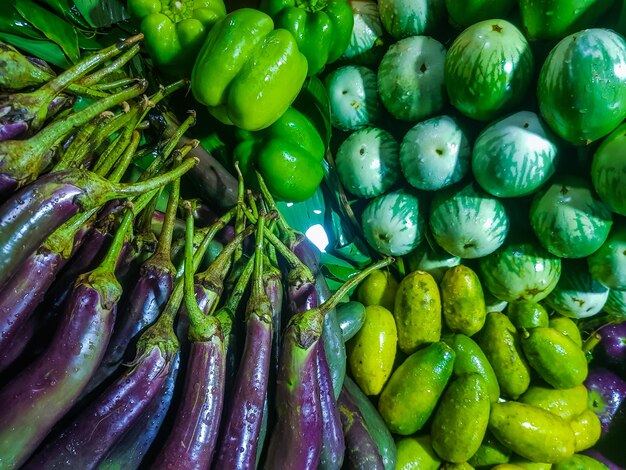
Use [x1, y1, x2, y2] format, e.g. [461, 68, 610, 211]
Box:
[76, 31, 103, 50]
[38, 0, 90, 28]
[73, 0, 129, 28]
[0, 32, 71, 68]
[0, 1, 45, 39]
[15, 0, 79, 62]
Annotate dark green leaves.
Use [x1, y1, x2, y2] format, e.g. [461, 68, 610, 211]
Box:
[73, 0, 128, 28]
[15, 0, 80, 63]
[0, 32, 71, 68]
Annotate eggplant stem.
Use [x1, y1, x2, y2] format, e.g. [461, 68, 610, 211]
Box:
[183, 201, 220, 342]
[317, 257, 395, 317]
[93, 78, 138, 91]
[98, 189, 157, 274]
[111, 157, 197, 198]
[241, 204, 307, 272]
[158, 110, 196, 163]
[154, 176, 181, 259]
[194, 223, 257, 314]
[29, 35, 143, 129]
[252, 213, 266, 300]
[57, 115, 104, 170]
[93, 127, 137, 179]
[150, 208, 232, 338]
[35, 79, 147, 163]
[42, 207, 100, 257]
[256, 169, 290, 236]
[79, 43, 141, 88]
[106, 130, 142, 182]
[136, 115, 198, 183]
[232, 161, 247, 266]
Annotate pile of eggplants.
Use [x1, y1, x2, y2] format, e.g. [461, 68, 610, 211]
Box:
[0, 36, 397, 470]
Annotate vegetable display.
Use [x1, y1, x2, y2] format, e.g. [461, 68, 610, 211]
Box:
[0, 0, 625, 468]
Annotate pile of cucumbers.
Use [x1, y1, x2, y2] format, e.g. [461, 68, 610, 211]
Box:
[344, 265, 610, 469]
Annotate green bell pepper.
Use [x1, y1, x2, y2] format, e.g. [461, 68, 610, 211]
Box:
[234, 106, 325, 202]
[128, 0, 226, 77]
[191, 8, 308, 131]
[259, 0, 354, 76]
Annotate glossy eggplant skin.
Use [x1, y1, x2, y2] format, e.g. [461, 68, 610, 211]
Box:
[24, 343, 175, 469]
[317, 340, 346, 470]
[585, 366, 626, 435]
[0, 171, 84, 289]
[264, 311, 324, 470]
[99, 352, 180, 470]
[0, 268, 120, 469]
[0, 248, 64, 357]
[151, 334, 226, 469]
[85, 258, 175, 394]
[338, 385, 385, 470]
[597, 322, 626, 372]
[214, 310, 273, 469]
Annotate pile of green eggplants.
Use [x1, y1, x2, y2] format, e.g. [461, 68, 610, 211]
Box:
[0, 35, 397, 469]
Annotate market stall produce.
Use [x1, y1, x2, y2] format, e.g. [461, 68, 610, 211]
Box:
[0, 0, 625, 468]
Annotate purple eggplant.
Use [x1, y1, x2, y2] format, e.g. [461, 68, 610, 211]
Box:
[258, 176, 346, 399]
[0, 206, 99, 363]
[264, 257, 393, 470]
[244, 205, 345, 469]
[214, 216, 274, 469]
[24, 339, 177, 469]
[585, 366, 626, 435]
[99, 352, 180, 470]
[0, 194, 149, 468]
[0, 157, 196, 290]
[318, 340, 346, 470]
[151, 205, 229, 469]
[596, 321, 626, 372]
[0, 94, 73, 142]
[0, 307, 38, 374]
[0, 120, 27, 142]
[84, 177, 181, 395]
[273, 237, 345, 470]
[338, 386, 385, 470]
[0, 79, 148, 199]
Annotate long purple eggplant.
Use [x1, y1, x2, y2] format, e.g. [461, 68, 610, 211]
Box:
[264, 257, 393, 470]
[23, 339, 177, 469]
[0, 207, 98, 363]
[83, 178, 181, 396]
[151, 205, 229, 469]
[318, 340, 346, 470]
[214, 216, 273, 469]
[0, 307, 38, 373]
[0, 79, 148, 199]
[243, 203, 346, 470]
[258, 176, 346, 398]
[0, 194, 150, 469]
[338, 386, 385, 470]
[99, 352, 180, 470]
[271, 233, 345, 470]
[0, 158, 196, 290]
